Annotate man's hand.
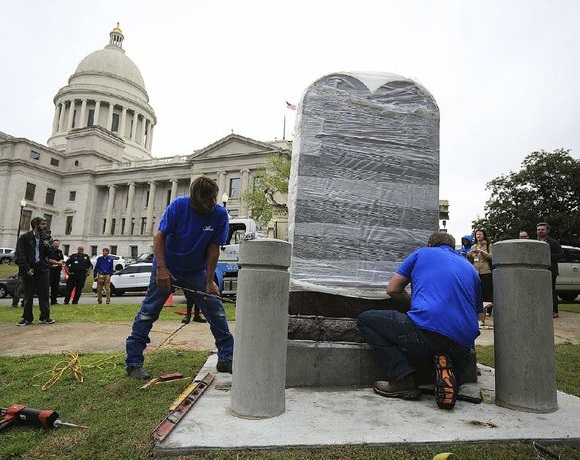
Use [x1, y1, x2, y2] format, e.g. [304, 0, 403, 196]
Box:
[26, 269, 34, 277]
[206, 279, 220, 296]
[156, 266, 173, 292]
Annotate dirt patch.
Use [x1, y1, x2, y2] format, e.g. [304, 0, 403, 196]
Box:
[0, 320, 235, 357]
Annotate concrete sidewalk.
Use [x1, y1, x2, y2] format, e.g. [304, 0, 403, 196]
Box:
[155, 355, 580, 454]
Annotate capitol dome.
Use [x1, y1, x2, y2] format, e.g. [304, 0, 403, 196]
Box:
[48, 24, 156, 161]
[75, 45, 146, 92]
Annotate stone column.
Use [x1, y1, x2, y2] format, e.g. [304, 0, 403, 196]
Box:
[66, 99, 76, 131]
[94, 100, 101, 127]
[125, 182, 135, 235]
[217, 171, 226, 203]
[104, 185, 117, 235]
[58, 102, 66, 133]
[147, 124, 154, 150]
[140, 118, 147, 145]
[79, 99, 87, 129]
[130, 112, 139, 140]
[106, 102, 114, 132]
[170, 179, 178, 202]
[52, 105, 60, 134]
[493, 239, 558, 413]
[120, 107, 127, 139]
[145, 181, 156, 235]
[231, 239, 292, 418]
[241, 169, 250, 216]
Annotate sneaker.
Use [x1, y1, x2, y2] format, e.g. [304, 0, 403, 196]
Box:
[553, 312, 559, 318]
[126, 366, 151, 380]
[373, 375, 421, 400]
[41, 318, 55, 324]
[17, 319, 33, 326]
[181, 314, 191, 324]
[433, 353, 458, 410]
[193, 316, 207, 323]
[216, 360, 233, 374]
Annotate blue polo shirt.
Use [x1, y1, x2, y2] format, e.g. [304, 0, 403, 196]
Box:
[396, 245, 482, 348]
[156, 196, 228, 274]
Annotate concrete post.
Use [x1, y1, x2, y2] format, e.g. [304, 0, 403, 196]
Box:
[230, 238, 291, 419]
[493, 239, 558, 413]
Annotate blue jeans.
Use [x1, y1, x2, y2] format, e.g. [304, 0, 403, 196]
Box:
[357, 310, 470, 383]
[126, 268, 234, 368]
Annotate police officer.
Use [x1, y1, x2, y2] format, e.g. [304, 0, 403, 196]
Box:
[47, 239, 65, 305]
[64, 245, 92, 305]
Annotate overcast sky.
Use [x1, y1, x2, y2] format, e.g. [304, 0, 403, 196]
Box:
[2, 0, 579, 239]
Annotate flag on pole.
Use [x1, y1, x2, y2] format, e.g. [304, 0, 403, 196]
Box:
[286, 101, 297, 111]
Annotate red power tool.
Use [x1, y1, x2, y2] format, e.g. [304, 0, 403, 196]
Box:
[0, 404, 89, 431]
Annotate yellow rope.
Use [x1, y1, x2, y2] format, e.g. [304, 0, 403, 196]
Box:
[28, 350, 123, 391]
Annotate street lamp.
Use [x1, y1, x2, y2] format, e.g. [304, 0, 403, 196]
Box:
[16, 199, 26, 245]
[222, 193, 229, 209]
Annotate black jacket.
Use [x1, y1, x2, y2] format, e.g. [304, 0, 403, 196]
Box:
[16, 230, 51, 275]
[65, 253, 93, 275]
[544, 236, 563, 276]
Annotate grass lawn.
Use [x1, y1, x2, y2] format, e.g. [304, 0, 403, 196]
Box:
[1, 263, 579, 458]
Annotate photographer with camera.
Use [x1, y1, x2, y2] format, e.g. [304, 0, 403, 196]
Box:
[15, 216, 54, 326]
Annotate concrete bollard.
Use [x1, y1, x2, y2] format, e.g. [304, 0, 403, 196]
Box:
[493, 239, 558, 413]
[230, 238, 292, 418]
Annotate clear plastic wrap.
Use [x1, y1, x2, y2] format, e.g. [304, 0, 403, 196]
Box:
[288, 72, 440, 299]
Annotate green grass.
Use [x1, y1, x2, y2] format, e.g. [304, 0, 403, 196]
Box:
[0, 302, 236, 323]
[1, 346, 579, 459]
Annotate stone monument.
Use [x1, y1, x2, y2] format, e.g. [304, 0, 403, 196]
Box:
[286, 72, 444, 386]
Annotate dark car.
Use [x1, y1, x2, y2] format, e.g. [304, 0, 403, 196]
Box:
[0, 272, 20, 297]
[0, 248, 16, 265]
[0, 271, 67, 298]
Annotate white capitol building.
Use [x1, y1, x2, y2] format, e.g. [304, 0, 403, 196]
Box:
[0, 24, 290, 259]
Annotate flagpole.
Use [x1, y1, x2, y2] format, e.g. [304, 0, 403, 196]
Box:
[283, 112, 286, 140]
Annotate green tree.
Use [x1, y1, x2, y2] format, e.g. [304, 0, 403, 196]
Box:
[242, 154, 291, 227]
[472, 149, 580, 246]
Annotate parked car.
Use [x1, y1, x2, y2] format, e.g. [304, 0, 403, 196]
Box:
[556, 245, 580, 302]
[0, 272, 20, 297]
[0, 248, 16, 265]
[89, 254, 126, 272]
[91, 262, 152, 296]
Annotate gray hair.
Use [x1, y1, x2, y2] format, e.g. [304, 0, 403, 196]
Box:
[427, 232, 456, 248]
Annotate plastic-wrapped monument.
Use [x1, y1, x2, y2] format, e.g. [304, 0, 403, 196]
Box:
[288, 72, 440, 299]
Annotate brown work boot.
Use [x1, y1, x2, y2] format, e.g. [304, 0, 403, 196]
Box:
[373, 375, 421, 400]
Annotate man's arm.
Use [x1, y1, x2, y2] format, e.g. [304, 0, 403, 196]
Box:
[550, 238, 564, 262]
[153, 230, 172, 291]
[386, 273, 412, 312]
[15, 235, 32, 275]
[205, 243, 220, 295]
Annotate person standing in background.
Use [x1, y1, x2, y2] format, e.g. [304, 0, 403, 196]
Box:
[64, 246, 92, 305]
[15, 217, 53, 325]
[47, 239, 65, 305]
[536, 222, 563, 318]
[94, 247, 114, 304]
[468, 229, 494, 317]
[519, 231, 529, 239]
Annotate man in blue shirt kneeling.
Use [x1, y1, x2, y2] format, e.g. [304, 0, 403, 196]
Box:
[358, 232, 482, 410]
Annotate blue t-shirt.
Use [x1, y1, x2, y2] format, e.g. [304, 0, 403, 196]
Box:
[396, 245, 482, 348]
[156, 196, 229, 273]
[94, 255, 114, 275]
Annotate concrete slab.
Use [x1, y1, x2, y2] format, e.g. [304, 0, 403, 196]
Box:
[155, 355, 580, 454]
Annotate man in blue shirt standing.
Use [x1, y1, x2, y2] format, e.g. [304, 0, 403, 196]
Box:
[125, 176, 234, 379]
[358, 232, 481, 410]
[94, 247, 114, 304]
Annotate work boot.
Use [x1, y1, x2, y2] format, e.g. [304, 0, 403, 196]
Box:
[433, 353, 458, 410]
[216, 360, 232, 374]
[181, 313, 191, 324]
[193, 315, 207, 323]
[373, 375, 421, 400]
[126, 366, 151, 380]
